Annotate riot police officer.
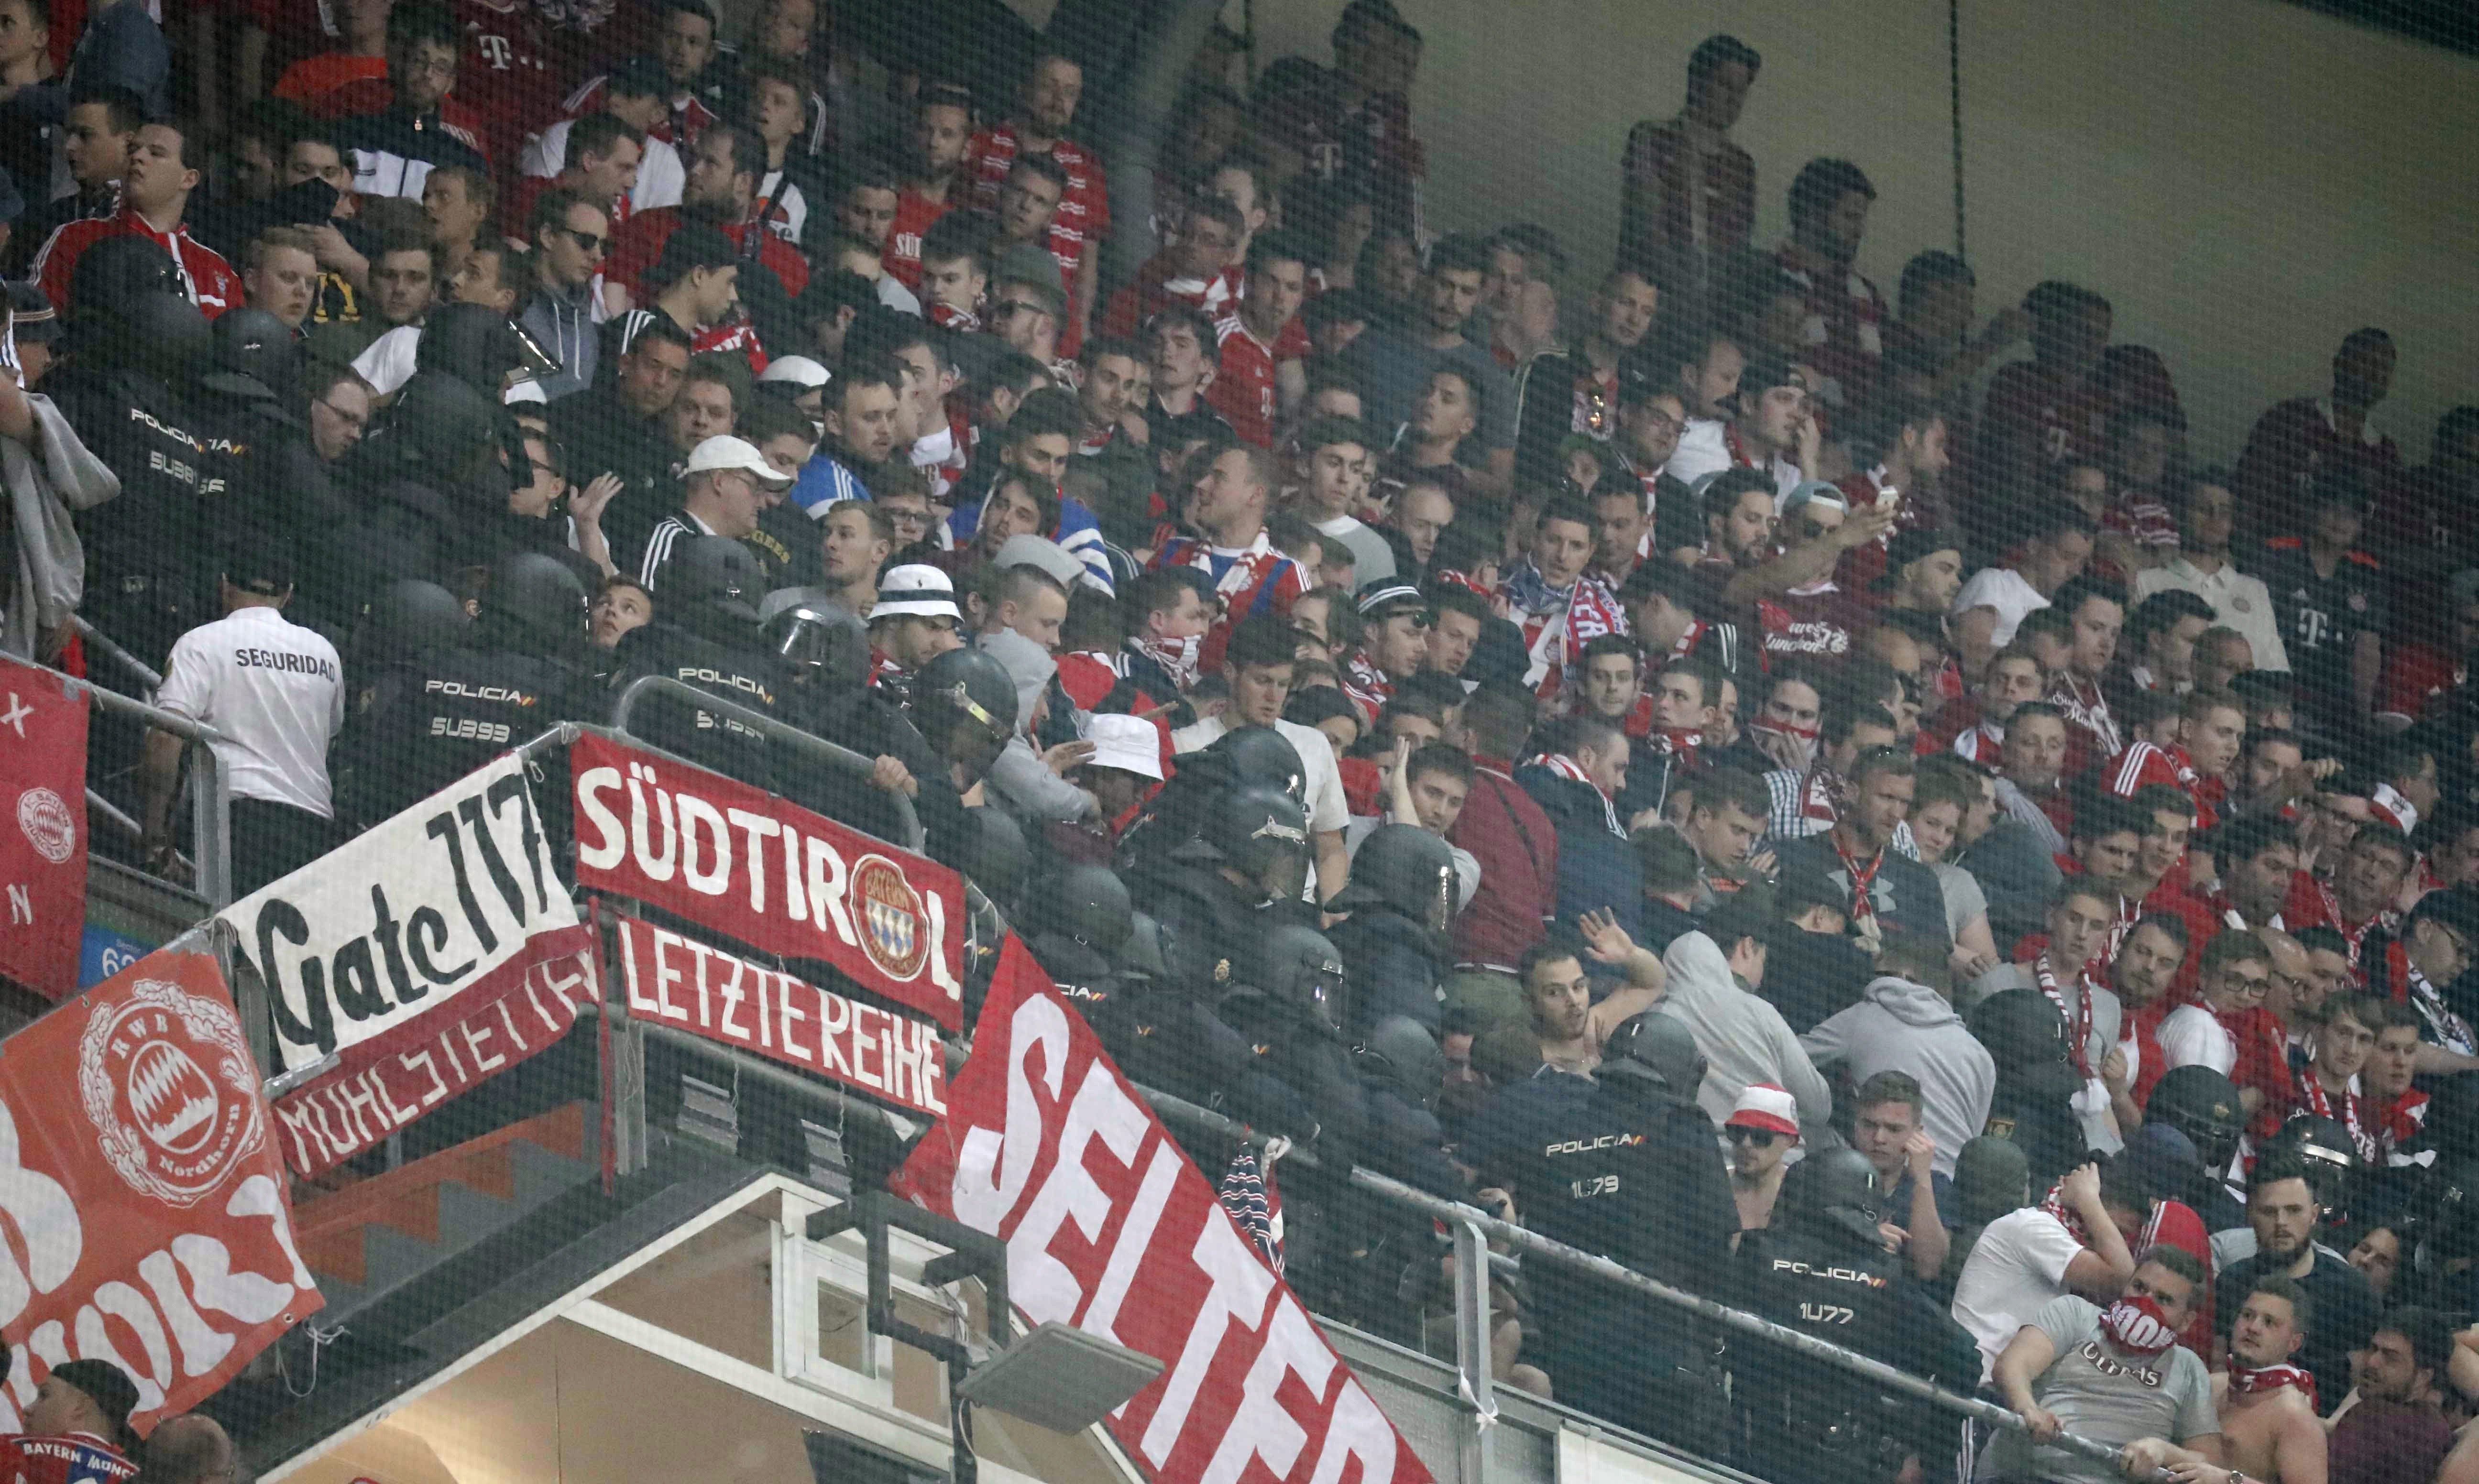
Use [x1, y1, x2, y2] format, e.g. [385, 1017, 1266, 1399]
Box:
[1147, 783, 1318, 1003]
[1025, 864, 1144, 1062]
[602, 535, 789, 778]
[1115, 726, 1308, 880]
[332, 553, 590, 828]
[1493, 1010, 1736, 1449]
[1969, 988, 2089, 1189]
[784, 629, 977, 868]
[2262, 1113, 2364, 1229]
[1739, 1149, 1956, 1484]
[1326, 824, 1458, 1036]
[2146, 1065, 2248, 1232]
[329, 371, 517, 600]
[44, 236, 220, 670]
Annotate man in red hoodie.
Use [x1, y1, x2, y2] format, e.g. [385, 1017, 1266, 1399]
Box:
[1447, 680, 1559, 1033]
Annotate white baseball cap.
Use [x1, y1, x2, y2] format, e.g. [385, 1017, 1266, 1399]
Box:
[684, 434, 793, 488]
[1085, 713, 1165, 781]
[867, 563, 963, 622]
[758, 354, 831, 389]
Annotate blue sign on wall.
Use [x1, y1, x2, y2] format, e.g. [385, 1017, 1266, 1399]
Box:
[79, 926, 155, 989]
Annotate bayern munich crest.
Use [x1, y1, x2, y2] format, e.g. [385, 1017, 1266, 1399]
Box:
[78, 979, 265, 1206]
[852, 854, 932, 982]
[16, 786, 75, 865]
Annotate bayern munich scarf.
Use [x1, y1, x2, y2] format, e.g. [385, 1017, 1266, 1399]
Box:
[2229, 1362, 2318, 1408]
[1531, 752, 1624, 837]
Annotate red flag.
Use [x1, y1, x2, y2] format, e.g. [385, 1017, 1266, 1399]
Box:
[0, 656, 88, 997]
[2, 946, 320, 1433]
[895, 937, 1431, 1484]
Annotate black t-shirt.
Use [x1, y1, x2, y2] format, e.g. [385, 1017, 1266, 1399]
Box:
[2258, 536, 2386, 699]
[1776, 833, 1954, 952]
[2215, 1246, 2377, 1412]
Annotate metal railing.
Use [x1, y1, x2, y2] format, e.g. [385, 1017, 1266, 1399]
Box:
[29, 659, 233, 907]
[609, 675, 924, 851]
[72, 616, 164, 698]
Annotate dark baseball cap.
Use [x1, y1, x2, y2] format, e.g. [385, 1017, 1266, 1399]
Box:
[49, 1360, 139, 1435]
[1871, 527, 1962, 590]
[607, 55, 672, 100]
[223, 534, 299, 596]
[651, 223, 738, 287]
[6, 281, 58, 346]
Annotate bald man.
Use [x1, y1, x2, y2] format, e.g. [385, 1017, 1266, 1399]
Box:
[140, 1414, 240, 1484]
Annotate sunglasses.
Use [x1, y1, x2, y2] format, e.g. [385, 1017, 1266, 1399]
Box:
[1726, 1126, 1780, 1147]
[559, 226, 610, 255]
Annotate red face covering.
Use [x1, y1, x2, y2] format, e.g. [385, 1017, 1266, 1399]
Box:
[2099, 1295, 2179, 1357]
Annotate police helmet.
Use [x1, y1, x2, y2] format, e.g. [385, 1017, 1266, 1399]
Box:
[379, 371, 503, 474]
[662, 535, 764, 626]
[1790, 1147, 1889, 1248]
[1326, 823, 1457, 934]
[1042, 864, 1134, 953]
[202, 306, 301, 409]
[72, 234, 182, 310]
[1259, 925, 1349, 1037]
[417, 302, 558, 392]
[355, 579, 470, 663]
[960, 807, 1032, 915]
[1968, 988, 2070, 1070]
[912, 647, 1020, 782]
[1119, 911, 1168, 981]
[1203, 725, 1307, 804]
[2146, 1066, 2245, 1176]
[1358, 1015, 1444, 1102]
[1597, 1010, 1707, 1095]
[70, 236, 200, 376]
[757, 594, 868, 687]
[2429, 1157, 2479, 1260]
[483, 552, 589, 652]
[1194, 784, 1312, 903]
[2265, 1113, 2361, 1214]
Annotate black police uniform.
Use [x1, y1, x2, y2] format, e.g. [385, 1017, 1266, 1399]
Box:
[1739, 1217, 1950, 1484]
[793, 684, 973, 868]
[50, 358, 229, 667]
[1498, 1073, 1737, 1446]
[1325, 824, 1456, 1037]
[601, 619, 789, 778]
[333, 639, 582, 829]
[1970, 990, 2090, 1190]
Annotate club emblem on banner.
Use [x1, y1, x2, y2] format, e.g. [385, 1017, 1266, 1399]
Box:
[855, 855, 929, 982]
[77, 980, 267, 1206]
[17, 785, 75, 864]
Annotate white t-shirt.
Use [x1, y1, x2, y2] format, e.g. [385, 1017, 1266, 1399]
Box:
[1312, 514, 1397, 586]
[155, 605, 346, 817]
[1951, 1206, 2086, 1381]
[521, 119, 686, 214]
[1951, 566, 2049, 647]
[1664, 416, 1731, 487]
[2156, 1004, 2237, 1075]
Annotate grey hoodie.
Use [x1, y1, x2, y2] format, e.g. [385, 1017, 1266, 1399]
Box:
[1658, 931, 1832, 1134]
[1801, 974, 1996, 1178]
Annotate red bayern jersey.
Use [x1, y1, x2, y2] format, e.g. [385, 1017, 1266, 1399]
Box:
[1148, 530, 1309, 673]
[881, 186, 957, 290]
[1979, 362, 2113, 471]
[2377, 639, 2465, 727]
[603, 207, 811, 300]
[1205, 311, 1308, 448]
[31, 208, 244, 316]
[449, 0, 555, 149]
[560, 74, 720, 149]
[1100, 257, 1242, 341]
[964, 126, 1110, 351]
[2101, 739, 2220, 829]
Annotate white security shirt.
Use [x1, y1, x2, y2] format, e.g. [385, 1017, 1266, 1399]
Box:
[155, 605, 346, 817]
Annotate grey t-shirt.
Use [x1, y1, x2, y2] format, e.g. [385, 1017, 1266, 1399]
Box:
[1343, 327, 1517, 462]
[1976, 1296, 2216, 1484]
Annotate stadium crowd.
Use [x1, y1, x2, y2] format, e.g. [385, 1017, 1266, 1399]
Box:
[6, 0, 2479, 1480]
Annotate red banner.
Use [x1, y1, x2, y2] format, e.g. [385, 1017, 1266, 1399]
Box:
[895, 938, 1431, 1484]
[271, 953, 595, 1178]
[0, 947, 320, 1434]
[0, 657, 88, 998]
[614, 917, 947, 1118]
[570, 733, 966, 1031]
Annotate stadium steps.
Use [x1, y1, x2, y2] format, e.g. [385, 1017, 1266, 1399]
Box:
[293, 1103, 600, 1318]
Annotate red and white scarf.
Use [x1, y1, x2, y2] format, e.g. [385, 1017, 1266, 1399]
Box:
[2042, 1176, 2165, 1252]
[2098, 1295, 2180, 1358]
[2376, 1090, 2432, 1163]
[1533, 753, 1624, 836]
[2229, 1362, 2318, 1409]
[2033, 954, 2098, 1079]
[2051, 674, 2123, 758]
[2313, 876, 2393, 968]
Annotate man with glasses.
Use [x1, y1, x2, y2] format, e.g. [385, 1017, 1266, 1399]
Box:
[1512, 263, 1661, 489]
[2159, 928, 2273, 1077]
[520, 189, 613, 400]
[328, 3, 491, 201]
[304, 365, 373, 464]
[2360, 887, 2479, 1073]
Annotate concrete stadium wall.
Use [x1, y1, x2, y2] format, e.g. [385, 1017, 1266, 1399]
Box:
[1006, 0, 2479, 466]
